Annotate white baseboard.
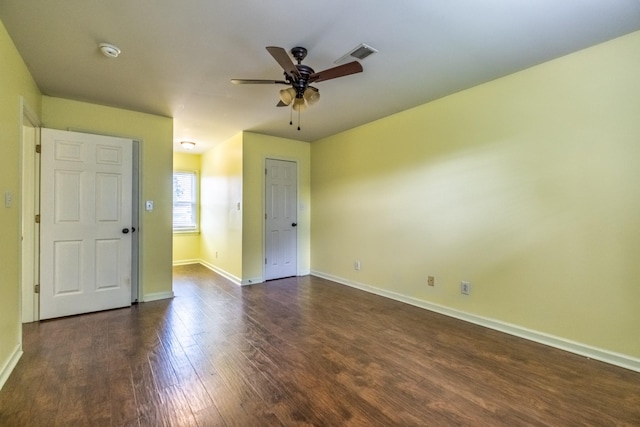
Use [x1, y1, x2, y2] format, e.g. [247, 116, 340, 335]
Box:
[199, 260, 243, 286]
[311, 270, 640, 373]
[183, 262, 310, 286]
[0, 344, 23, 391]
[242, 270, 310, 285]
[142, 291, 174, 302]
[173, 259, 199, 266]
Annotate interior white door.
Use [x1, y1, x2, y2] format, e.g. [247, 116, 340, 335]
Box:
[40, 129, 133, 319]
[265, 159, 297, 280]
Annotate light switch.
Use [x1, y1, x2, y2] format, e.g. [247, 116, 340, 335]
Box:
[145, 200, 154, 211]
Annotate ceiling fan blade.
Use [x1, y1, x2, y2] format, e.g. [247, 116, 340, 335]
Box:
[309, 61, 363, 83]
[276, 100, 287, 107]
[231, 79, 288, 84]
[266, 46, 300, 79]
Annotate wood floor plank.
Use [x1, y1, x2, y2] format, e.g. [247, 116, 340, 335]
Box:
[1, 264, 639, 426]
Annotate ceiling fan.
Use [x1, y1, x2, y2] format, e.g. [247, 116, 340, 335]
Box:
[231, 46, 363, 128]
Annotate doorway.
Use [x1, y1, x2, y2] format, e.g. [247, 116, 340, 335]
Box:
[264, 158, 298, 280]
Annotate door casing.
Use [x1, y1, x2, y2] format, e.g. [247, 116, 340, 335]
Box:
[20, 98, 40, 323]
[264, 157, 298, 281]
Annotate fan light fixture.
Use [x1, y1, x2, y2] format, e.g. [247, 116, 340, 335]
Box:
[280, 87, 320, 111]
[231, 46, 363, 131]
[304, 87, 320, 106]
[292, 97, 307, 112]
[180, 141, 196, 150]
[279, 88, 296, 105]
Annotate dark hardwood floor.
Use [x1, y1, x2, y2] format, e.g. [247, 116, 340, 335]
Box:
[1, 264, 639, 426]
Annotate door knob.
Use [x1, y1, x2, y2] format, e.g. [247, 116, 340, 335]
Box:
[122, 228, 130, 234]
[291, 222, 297, 227]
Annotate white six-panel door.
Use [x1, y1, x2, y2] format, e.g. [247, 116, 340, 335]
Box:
[40, 129, 133, 319]
[265, 159, 297, 280]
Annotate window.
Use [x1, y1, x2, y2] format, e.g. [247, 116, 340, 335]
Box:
[173, 171, 198, 232]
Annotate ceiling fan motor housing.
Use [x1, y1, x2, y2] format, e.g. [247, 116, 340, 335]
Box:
[293, 64, 314, 97]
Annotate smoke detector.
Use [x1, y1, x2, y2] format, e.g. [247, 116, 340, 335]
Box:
[99, 43, 121, 58]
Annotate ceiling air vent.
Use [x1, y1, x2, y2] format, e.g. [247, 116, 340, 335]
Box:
[334, 43, 378, 64]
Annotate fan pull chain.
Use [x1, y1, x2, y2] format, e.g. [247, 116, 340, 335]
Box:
[297, 109, 301, 131]
[289, 107, 293, 126]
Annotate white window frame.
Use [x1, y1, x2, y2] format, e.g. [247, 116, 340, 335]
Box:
[173, 170, 199, 233]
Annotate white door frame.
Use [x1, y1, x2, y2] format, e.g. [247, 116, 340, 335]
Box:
[20, 98, 41, 323]
[263, 157, 299, 281]
[131, 141, 140, 303]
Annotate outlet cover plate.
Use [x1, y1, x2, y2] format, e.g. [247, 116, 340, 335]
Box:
[461, 281, 471, 295]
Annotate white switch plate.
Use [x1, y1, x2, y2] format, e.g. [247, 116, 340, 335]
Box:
[145, 200, 154, 211]
[4, 191, 13, 208]
[461, 281, 471, 295]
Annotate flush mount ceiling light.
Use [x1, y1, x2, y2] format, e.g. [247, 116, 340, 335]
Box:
[180, 141, 196, 150]
[99, 43, 121, 58]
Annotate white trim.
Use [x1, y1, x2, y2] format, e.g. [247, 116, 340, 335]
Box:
[311, 270, 640, 373]
[21, 98, 41, 127]
[142, 291, 174, 302]
[199, 259, 243, 286]
[20, 98, 41, 323]
[173, 259, 200, 266]
[242, 277, 264, 286]
[172, 169, 200, 232]
[263, 156, 301, 282]
[0, 344, 23, 391]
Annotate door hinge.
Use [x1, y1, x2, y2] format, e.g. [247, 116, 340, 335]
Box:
[35, 145, 41, 154]
[35, 214, 40, 223]
[265, 258, 267, 265]
[34, 284, 40, 293]
[265, 168, 267, 175]
[265, 213, 267, 220]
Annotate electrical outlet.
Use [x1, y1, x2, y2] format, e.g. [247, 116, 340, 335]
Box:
[4, 191, 13, 208]
[427, 276, 435, 287]
[354, 260, 361, 271]
[461, 281, 471, 295]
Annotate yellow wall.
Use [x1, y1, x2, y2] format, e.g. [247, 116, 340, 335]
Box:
[242, 132, 311, 283]
[173, 152, 201, 264]
[41, 97, 174, 300]
[0, 20, 42, 387]
[311, 31, 640, 358]
[200, 133, 243, 281]
[197, 131, 311, 284]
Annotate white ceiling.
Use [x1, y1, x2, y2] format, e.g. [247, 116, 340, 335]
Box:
[1, 1, 639, 153]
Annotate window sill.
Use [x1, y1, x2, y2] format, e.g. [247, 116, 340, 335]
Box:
[173, 229, 200, 236]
